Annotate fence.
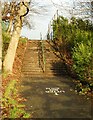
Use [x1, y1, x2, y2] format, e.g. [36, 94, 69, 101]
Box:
[46, 10, 59, 40]
[38, 37, 46, 72]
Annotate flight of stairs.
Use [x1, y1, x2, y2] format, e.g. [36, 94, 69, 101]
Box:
[21, 40, 63, 77]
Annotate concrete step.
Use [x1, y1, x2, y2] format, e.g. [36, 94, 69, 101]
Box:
[21, 72, 62, 77]
[21, 74, 54, 78]
[22, 69, 43, 72]
[22, 64, 62, 68]
[23, 57, 39, 60]
[22, 67, 62, 71]
[23, 58, 39, 60]
[22, 63, 39, 66]
[23, 60, 39, 62]
[26, 49, 40, 51]
[24, 51, 39, 54]
[22, 65, 40, 69]
[21, 40, 63, 77]
[22, 69, 62, 74]
[27, 46, 39, 49]
[22, 66, 41, 69]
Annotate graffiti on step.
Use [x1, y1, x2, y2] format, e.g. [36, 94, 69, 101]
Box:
[45, 87, 65, 95]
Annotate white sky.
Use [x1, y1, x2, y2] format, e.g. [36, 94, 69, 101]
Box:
[21, 0, 73, 40]
[1, 0, 75, 39]
[1, 0, 92, 39]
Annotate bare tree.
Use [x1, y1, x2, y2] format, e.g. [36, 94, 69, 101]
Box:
[3, 0, 31, 73]
[2, 0, 49, 73]
[74, 0, 93, 21]
[50, 0, 93, 21]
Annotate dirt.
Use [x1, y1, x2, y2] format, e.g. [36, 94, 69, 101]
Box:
[2, 39, 27, 91]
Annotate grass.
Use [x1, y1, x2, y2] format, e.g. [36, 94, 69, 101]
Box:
[2, 79, 31, 118]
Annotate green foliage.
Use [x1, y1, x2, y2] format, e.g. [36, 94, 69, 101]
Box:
[2, 21, 8, 31]
[4, 80, 16, 98]
[72, 40, 93, 83]
[2, 31, 11, 44]
[19, 37, 27, 44]
[51, 15, 93, 92]
[2, 31, 11, 61]
[2, 21, 10, 61]
[75, 82, 91, 95]
[2, 71, 9, 79]
[2, 80, 31, 118]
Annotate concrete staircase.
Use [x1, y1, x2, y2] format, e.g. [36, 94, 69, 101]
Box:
[21, 40, 64, 77]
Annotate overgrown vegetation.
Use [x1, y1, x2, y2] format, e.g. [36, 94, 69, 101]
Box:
[2, 21, 10, 62]
[2, 79, 30, 118]
[51, 16, 93, 94]
[2, 21, 27, 62]
[2, 21, 30, 118]
[2, 31, 11, 62]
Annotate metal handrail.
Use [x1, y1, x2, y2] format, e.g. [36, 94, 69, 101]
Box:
[40, 40, 46, 72]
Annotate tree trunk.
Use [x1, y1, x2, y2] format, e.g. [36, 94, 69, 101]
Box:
[3, 1, 30, 73]
[3, 16, 22, 72]
[0, 1, 2, 115]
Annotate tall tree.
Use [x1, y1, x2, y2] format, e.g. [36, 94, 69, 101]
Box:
[75, 0, 92, 21]
[50, 0, 93, 22]
[3, 0, 31, 73]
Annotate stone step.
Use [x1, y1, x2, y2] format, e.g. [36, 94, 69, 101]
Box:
[27, 46, 39, 49]
[22, 62, 40, 65]
[22, 69, 64, 74]
[26, 49, 40, 51]
[24, 54, 39, 57]
[22, 63, 39, 66]
[22, 69, 62, 74]
[24, 55, 38, 58]
[22, 62, 39, 64]
[45, 59, 58, 61]
[22, 69, 43, 72]
[23, 59, 39, 61]
[22, 65, 56, 68]
[22, 66, 41, 69]
[21, 72, 62, 77]
[22, 65, 40, 68]
[22, 62, 62, 67]
[22, 66, 62, 71]
[22, 63, 40, 66]
[23, 57, 39, 60]
[21, 40, 63, 77]
[22, 61, 58, 64]
[23, 57, 38, 59]
[21, 74, 54, 78]
[22, 66, 64, 70]
[24, 51, 39, 54]
[23, 56, 57, 60]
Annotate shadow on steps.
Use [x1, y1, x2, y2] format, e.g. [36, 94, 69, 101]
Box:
[50, 61, 70, 77]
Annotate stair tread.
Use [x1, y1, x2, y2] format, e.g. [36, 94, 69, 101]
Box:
[21, 40, 63, 77]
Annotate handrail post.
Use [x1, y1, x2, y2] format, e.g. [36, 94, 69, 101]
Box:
[40, 33, 46, 72]
[41, 40, 46, 72]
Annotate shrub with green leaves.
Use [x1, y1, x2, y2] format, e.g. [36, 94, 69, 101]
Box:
[51, 15, 93, 91]
[19, 37, 28, 44]
[2, 31, 11, 62]
[72, 40, 93, 85]
[2, 80, 31, 118]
